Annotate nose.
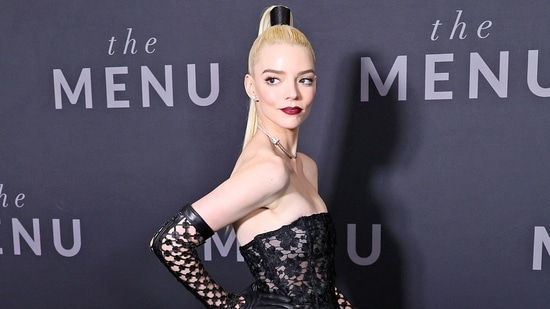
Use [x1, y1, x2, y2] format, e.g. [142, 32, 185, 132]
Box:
[285, 81, 299, 101]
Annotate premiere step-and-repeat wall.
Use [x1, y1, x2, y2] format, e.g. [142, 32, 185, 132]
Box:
[1, 1, 549, 308]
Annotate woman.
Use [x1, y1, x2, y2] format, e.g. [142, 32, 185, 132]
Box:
[150, 5, 354, 309]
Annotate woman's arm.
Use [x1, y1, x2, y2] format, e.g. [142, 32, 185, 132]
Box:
[150, 204, 237, 308]
[335, 287, 354, 309]
[150, 156, 292, 308]
[150, 204, 292, 309]
[191, 154, 289, 230]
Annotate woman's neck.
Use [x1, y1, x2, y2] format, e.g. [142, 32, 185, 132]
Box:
[256, 124, 299, 159]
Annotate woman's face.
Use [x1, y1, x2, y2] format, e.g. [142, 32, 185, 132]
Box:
[246, 43, 316, 131]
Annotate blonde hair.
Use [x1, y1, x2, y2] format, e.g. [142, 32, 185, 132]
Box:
[242, 5, 316, 148]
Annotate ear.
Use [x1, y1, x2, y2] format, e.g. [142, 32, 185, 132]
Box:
[244, 74, 256, 98]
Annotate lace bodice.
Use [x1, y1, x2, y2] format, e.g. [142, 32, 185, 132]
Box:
[239, 213, 339, 308]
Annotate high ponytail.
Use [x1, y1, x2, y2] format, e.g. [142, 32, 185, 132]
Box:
[242, 5, 314, 149]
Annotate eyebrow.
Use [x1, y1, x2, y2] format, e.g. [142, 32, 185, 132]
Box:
[261, 69, 316, 75]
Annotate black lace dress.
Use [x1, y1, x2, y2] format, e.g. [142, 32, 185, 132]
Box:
[239, 213, 341, 308]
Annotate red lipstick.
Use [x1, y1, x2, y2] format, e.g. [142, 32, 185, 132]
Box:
[281, 107, 303, 115]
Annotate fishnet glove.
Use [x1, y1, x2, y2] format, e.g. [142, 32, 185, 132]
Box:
[150, 204, 242, 308]
[335, 287, 354, 309]
[150, 204, 293, 308]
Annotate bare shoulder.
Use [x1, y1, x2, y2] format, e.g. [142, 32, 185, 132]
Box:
[232, 151, 290, 194]
[299, 152, 318, 171]
[298, 152, 319, 190]
[191, 150, 290, 230]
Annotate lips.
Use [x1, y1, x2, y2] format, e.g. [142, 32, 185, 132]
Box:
[281, 107, 303, 115]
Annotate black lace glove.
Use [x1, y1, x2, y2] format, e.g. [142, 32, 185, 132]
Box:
[240, 285, 293, 309]
[151, 204, 294, 308]
[334, 287, 354, 309]
[150, 204, 232, 308]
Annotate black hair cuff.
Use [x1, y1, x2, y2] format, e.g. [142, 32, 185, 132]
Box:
[270, 6, 291, 26]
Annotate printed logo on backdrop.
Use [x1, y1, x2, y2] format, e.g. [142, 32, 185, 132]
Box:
[53, 28, 220, 109]
[203, 223, 381, 266]
[358, 10, 550, 272]
[360, 10, 550, 102]
[533, 226, 550, 270]
[0, 184, 81, 257]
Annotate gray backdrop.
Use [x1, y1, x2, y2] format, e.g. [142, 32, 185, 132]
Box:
[1, 1, 549, 308]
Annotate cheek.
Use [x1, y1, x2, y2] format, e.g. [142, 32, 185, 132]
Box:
[257, 87, 281, 105]
[302, 87, 316, 104]
[254, 90, 278, 114]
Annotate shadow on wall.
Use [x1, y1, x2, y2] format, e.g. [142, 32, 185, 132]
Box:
[328, 51, 406, 308]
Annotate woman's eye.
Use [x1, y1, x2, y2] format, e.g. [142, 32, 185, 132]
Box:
[300, 77, 314, 86]
[265, 77, 279, 85]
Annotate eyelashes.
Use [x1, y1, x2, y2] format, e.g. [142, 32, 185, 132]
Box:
[264, 77, 279, 85]
[300, 77, 315, 86]
[263, 76, 316, 86]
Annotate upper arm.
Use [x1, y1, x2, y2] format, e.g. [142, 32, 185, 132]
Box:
[190, 156, 289, 231]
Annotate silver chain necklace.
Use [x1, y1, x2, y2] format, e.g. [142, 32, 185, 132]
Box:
[257, 124, 297, 159]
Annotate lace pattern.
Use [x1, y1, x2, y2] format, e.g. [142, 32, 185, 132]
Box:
[151, 207, 353, 308]
[240, 213, 353, 308]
